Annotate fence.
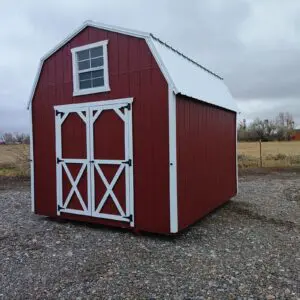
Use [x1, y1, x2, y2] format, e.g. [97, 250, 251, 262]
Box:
[238, 140, 300, 168]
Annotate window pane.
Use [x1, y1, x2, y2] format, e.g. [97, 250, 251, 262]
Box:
[92, 69, 104, 78]
[79, 71, 92, 81]
[90, 46, 103, 58]
[79, 79, 92, 89]
[91, 57, 104, 68]
[77, 49, 89, 61]
[92, 77, 104, 87]
[78, 60, 90, 70]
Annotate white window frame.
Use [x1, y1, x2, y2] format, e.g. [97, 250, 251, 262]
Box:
[71, 40, 110, 96]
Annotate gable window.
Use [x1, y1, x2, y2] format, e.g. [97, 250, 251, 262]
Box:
[71, 40, 110, 96]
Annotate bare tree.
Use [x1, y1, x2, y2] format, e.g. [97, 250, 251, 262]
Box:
[1, 132, 16, 144]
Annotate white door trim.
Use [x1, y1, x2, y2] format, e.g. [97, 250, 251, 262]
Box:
[54, 97, 133, 110]
[54, 98, 134, 226]
[89, 101, 134, 226]
[55, 108, 91, 216]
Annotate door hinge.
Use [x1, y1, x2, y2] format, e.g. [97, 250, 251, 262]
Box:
[123, 103, 131, 111]
[124, 214, 133, 222]
[57, 158, 63, 164]
[57, 205, 64, 211]
[55, 110, 64, 117]
[122, 159, 132, 166]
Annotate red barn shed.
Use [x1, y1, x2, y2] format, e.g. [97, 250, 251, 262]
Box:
[28, 21, 238, 234]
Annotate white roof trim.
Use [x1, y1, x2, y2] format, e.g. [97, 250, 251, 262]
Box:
[27, 21, 167, 109]
[27, 20, 237, 112]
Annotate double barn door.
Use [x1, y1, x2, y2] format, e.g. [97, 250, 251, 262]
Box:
[54, 99, 134, 226]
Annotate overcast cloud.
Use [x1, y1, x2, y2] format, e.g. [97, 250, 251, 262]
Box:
[1, 0, 300, 133]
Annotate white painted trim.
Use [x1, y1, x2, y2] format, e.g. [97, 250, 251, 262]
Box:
[146, 37, 177, 93]
[71, 40, 110, 97]
[55, 112, 63, 216]
[27, 21, 149, 109]
[26, 21, 176, 109]
[89, 100, 134, 225]
[71, 40, 108, 53]
[55, 98, 134, 224]
[27, 61, 42, 109]
[55, 109, 90, 216]
[43, 21, 149, 63]
[91, 213, 131, 222]
[168, 87, 178, 233]
[127, 102, 134, 227]
[54, 98, 133, 110]
[29, 103, 35, 212]
[73, 86, 111, 96]
[60, 208, 91, 217]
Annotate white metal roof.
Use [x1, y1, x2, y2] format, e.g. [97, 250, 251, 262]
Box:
[28, 20, 237, 112]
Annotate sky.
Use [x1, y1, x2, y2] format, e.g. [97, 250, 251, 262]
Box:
[1, 0, 300, 133]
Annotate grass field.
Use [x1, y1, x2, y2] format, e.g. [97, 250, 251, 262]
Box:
[0, 144, 29, 176]
[0, 142, 300, 176]
[238, 141, 300, 157]
[238, 141, 300, 168]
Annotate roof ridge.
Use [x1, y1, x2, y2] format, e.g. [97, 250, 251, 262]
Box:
[150, 34, 223, 80]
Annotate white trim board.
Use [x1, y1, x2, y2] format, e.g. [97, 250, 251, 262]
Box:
[71, 40, 110, 97]
[27, 20, 237, 113]
[54, 97, 133, 110]
[168, 87, 178, 233]
[29, 103, 35, 212]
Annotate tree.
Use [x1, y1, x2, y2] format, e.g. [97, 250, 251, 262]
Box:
[275, 112, 295, 140]
[1, 132, 16, 144]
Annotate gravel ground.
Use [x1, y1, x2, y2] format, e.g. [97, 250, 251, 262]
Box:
[0, 172, 299, 299]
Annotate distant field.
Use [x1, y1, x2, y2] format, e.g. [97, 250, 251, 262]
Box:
[238, 141, 300, 168]
[0, 144, 29, 176]
[238, 141, 300, 157]
[0, 142, 300, 175]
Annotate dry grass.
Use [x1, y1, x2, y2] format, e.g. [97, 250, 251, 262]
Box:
[238, 141, 300, 157]
[238, 141, 300, 168]
[0, 144, 30, 176]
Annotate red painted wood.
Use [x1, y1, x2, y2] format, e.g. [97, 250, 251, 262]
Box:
[32, 27, 170, 233]
[176, 95, 237, 231]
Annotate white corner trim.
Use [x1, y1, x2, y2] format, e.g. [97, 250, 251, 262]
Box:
[146, 37, 178, 94]
[29, 104, 35, 212]
[27, 61, 42, 109]
[168, 87, 178, 233]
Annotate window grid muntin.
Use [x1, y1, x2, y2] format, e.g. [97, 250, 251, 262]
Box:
[76, 46, 105, 89]
[72, 40, 109, 95]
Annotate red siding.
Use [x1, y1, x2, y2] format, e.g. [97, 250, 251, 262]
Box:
[32, 27, 170, 233]
[176, 95, 237, 231]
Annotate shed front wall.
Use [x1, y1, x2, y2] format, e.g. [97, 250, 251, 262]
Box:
[176, 94, 237, 231]
[32, 26, 170, 233]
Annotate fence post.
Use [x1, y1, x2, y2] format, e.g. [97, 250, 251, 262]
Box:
[259, 139, 262, 167]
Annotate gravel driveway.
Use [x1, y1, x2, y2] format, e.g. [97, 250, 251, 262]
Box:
[0, 172, 299, 299]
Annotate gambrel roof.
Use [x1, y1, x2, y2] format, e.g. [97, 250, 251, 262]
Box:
[28, 20, 237, 112]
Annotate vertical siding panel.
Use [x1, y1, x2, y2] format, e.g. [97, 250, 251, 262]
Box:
[177, 95, 237, 231]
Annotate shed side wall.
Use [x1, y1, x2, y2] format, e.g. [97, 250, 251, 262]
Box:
[176, 94, 237, 231]
[32, 26, 170, 234]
